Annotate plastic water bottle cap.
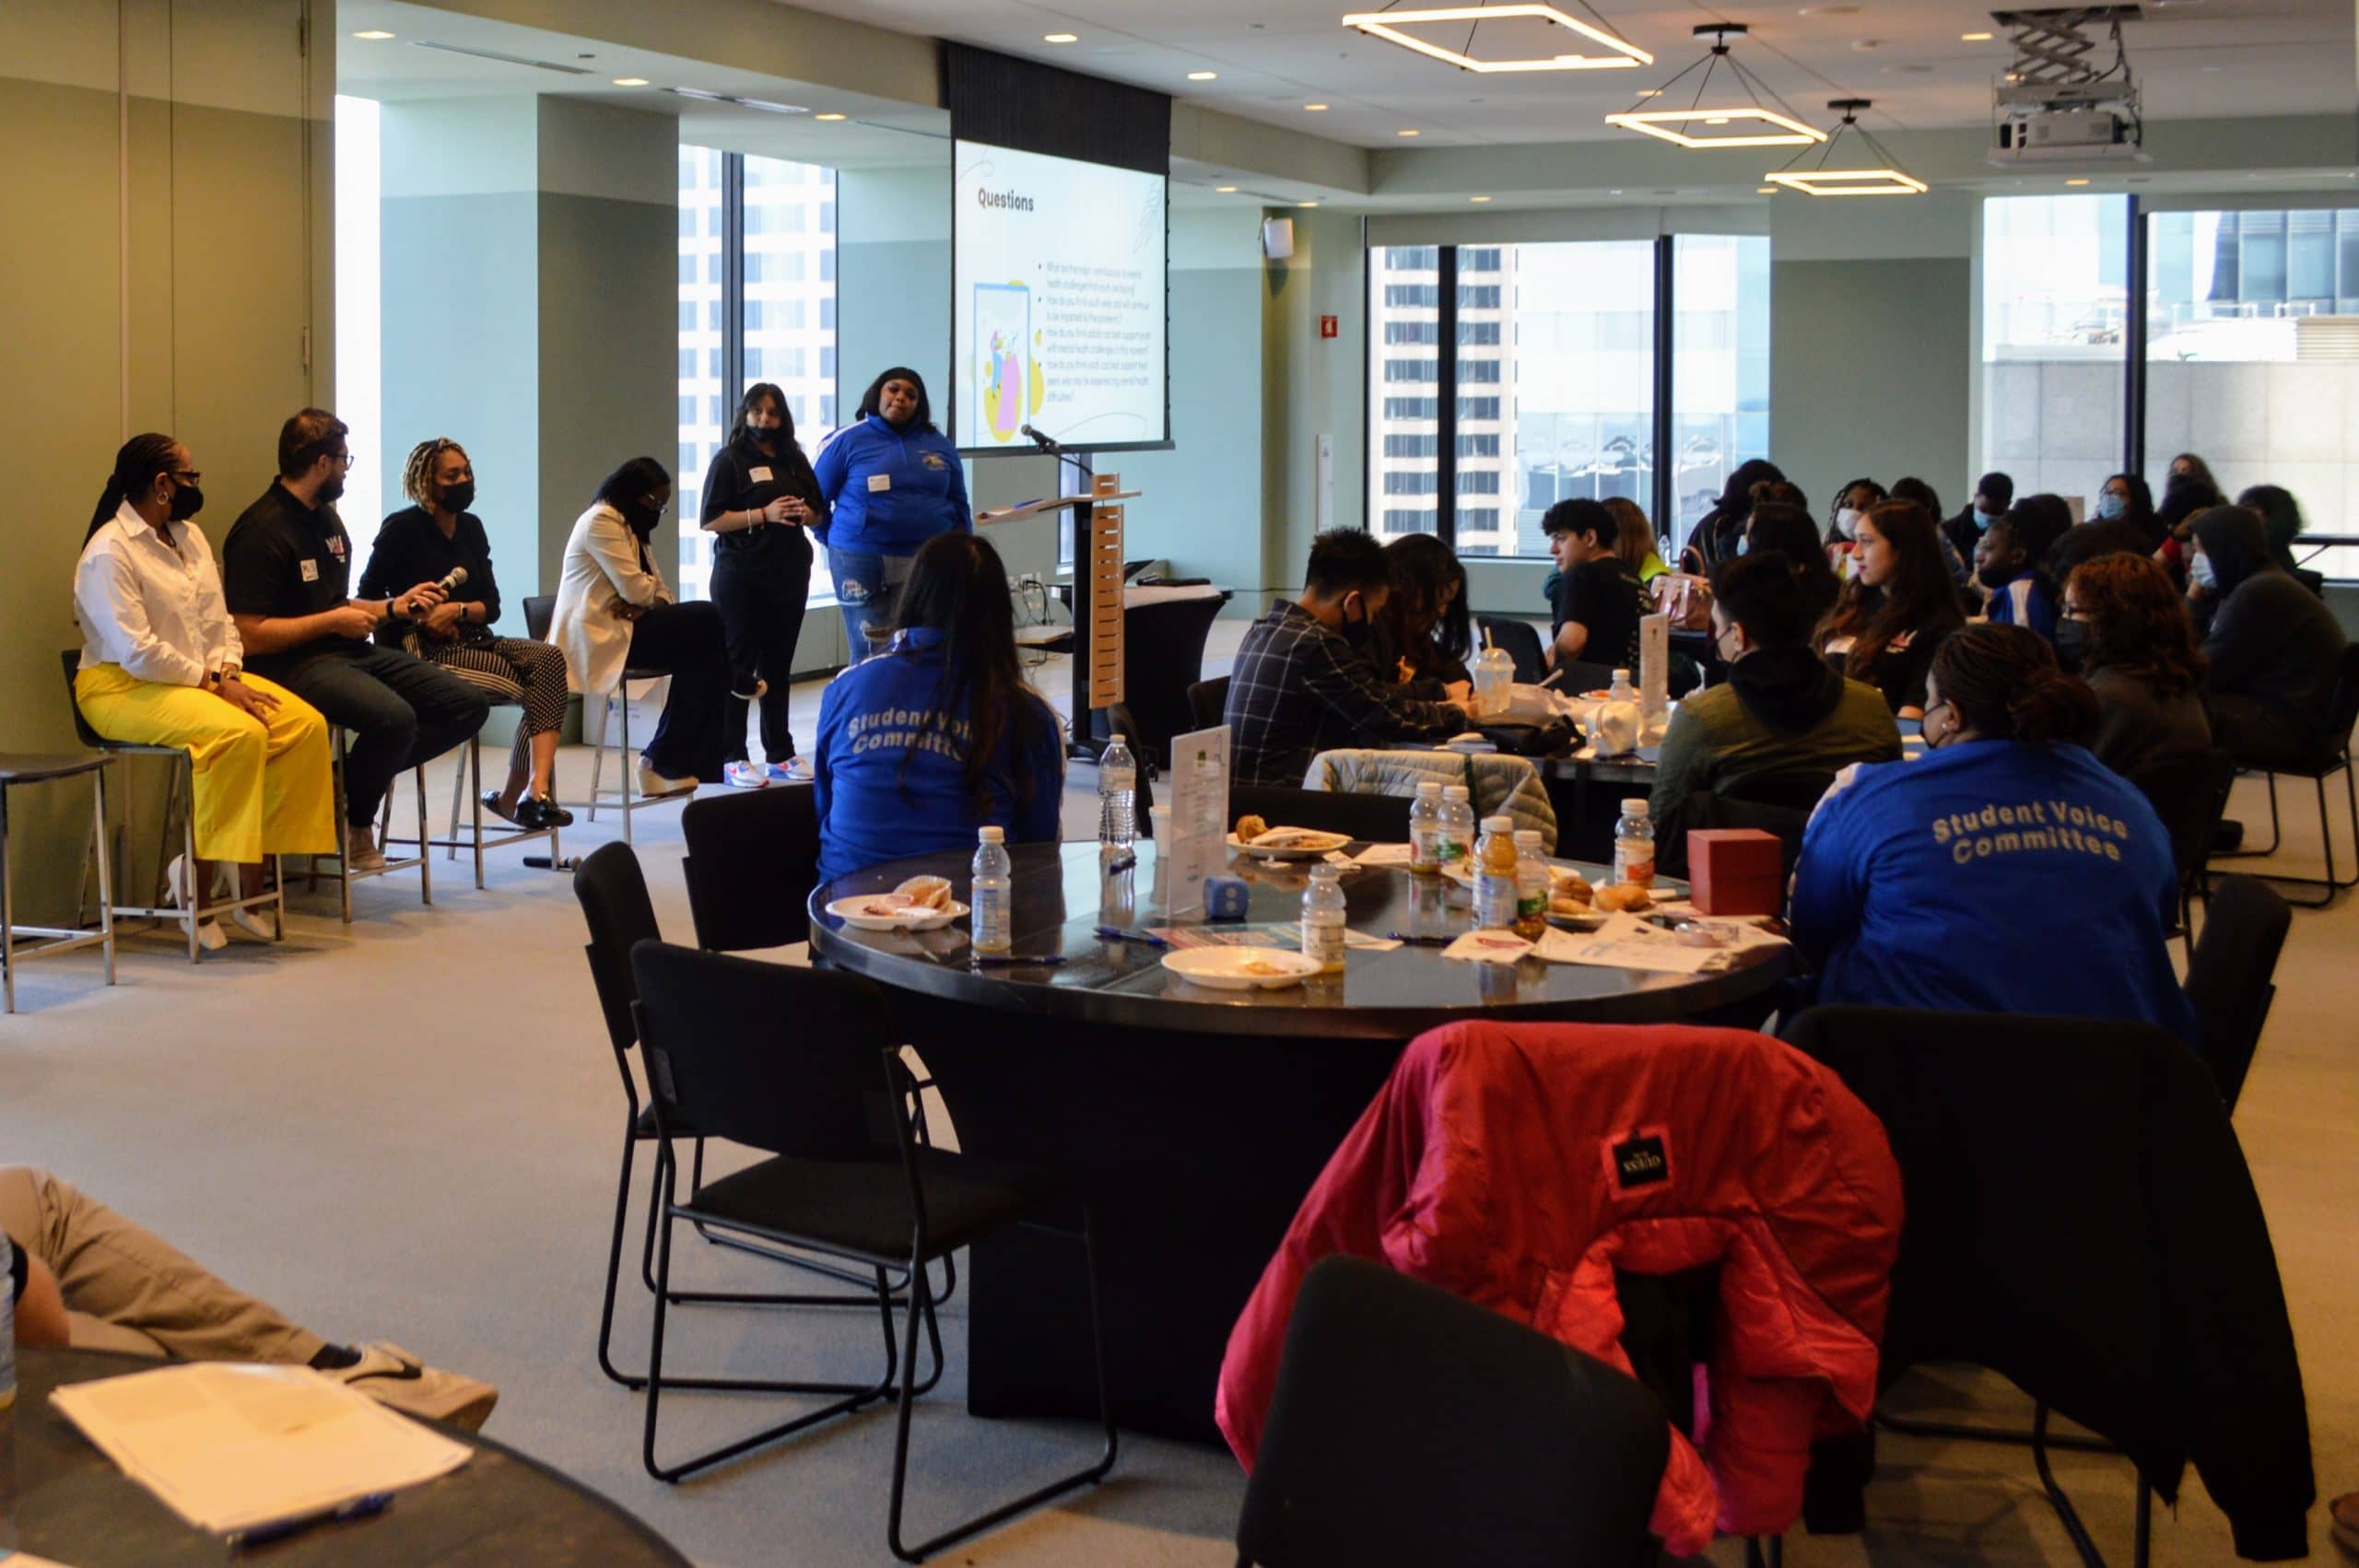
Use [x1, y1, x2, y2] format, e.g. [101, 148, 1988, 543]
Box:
[1444, 785, 1471, 801]
[1623, 799, 1649, 816]
[978, 826, 1005, 842]
[1514, 830, 1542, 846]
[1613, 669, 1631, 682]
[1416, 780, 1441, 795]
[1108, 733, 1125, 745]
[1482, 815, 1513, 832]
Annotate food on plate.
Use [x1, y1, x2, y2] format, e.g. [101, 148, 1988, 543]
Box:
[1234, 813, 1269, 842]
[858, 894, 916, 917]
[1593, 883, 1653, 913]
[1583, 689, 1614, 701]
[894, 874, 954, 911]
[1245, 825, 1349, 851]
[1239, 957, 1291, 977]
[1553, 870, 1593, 902]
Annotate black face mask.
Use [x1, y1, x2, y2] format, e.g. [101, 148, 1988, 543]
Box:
[167, 479, 205, 523]
[440, 480, 475, 514]
[748, 422, 782, 447]
[2053, 617, 2091, 674]
[626, 500, 663, 537]
[1340, 600, 1374, 652]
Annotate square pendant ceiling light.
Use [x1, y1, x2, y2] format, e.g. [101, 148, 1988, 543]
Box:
[1763, 167, 1929, 195]
[1605, 107, 1825, 149]
[1341, 6, 1652, 73]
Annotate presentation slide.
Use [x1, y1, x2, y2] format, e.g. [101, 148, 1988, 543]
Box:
[952, 140, 1168, 451]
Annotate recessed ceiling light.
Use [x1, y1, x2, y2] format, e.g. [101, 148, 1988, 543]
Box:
[2066, 177, 2090, 185]
[1397, 128, 1421, 136]
[352, 29, 395, 41]
[1797, 4, 1859, 13]
[1962, 30, 1992, 41]
[1188, 70, 1219, 80]
[1298, 200, 1320, 207]
[1756, 185, 1777, 193]
[1216, 185, 1238, 192]
[1637, 88, 1661, 98]
[612, 76, 650, 87]
[1470, 194, 1491, 202]
[815, 112, 846, 122]
[1044, 32, 1078, 43]
[1305, 102, 1330, 111]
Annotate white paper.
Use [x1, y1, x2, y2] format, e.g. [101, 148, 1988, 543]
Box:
[1442, 929, 1532, 964]
[48, 1362, 471, 1535]
[1163, 725, 1231, 919]
[1533, 912, 1786, 974]
[1638, 612, 1670, 722]
[1351, 842, 1415, 867]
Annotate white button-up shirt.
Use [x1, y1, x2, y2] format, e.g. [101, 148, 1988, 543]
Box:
[75, 500, 242, 687]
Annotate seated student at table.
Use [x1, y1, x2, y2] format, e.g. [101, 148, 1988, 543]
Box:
[1742, 501, 1842, 632]
[5, 1164, 496, 1429]
[2238, 484, 2327, 599]
[1226, 529, 1470, 788]
[2154, 454, 2224, 587]
[221, 409, 489, 872]
[1648, 553, 1901, 821]
[2060, 553, 2213, 778]
[1604, 497, 1670, 585]
[1891, 477, 1970, 588]
[2189, 503, 2349, 770]
[814, 532, 1064, 882]
[1791, 624, 2194, 1042]
[1823, 477, 1886, 580]
[359, 438, 573, 829]
[1940, 470, 2013, 569]
[1679, 456, 1783, 575]
[1813, 498, 1966, 719]
[1543, 498, 1647, 677]
[1374, 532, 1473, 698]
[1973, 509, 2059, 640]
[74, 434, 336, 944]
[546, 457, 743, 798]
[2048, 474, 2155, 581]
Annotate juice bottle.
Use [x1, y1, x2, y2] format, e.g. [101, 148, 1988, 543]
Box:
[1473, 815, 1520, 930]
[1512, 829, 1550, 940]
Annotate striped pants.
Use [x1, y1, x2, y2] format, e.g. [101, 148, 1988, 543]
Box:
[424, 637, 569, 774]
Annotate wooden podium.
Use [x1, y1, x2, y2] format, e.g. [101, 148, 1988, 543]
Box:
[977, 474, 1139, 761]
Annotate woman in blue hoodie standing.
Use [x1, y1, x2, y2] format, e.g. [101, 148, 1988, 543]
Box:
[813, 367, 971, 650]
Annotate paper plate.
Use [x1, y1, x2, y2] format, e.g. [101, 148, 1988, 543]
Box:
[1160, 947, 1324, 990]
[826, 895, 970, 932]
[1226, 828, 1352, 860]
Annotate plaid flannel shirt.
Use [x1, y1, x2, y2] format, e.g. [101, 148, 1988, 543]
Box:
[1224, 600, 1466, 786]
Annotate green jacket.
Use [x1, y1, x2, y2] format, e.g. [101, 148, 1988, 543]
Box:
[1649, 666, 1903, 821]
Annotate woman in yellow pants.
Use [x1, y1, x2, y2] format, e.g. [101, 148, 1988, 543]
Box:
[73, 434, 335, 947]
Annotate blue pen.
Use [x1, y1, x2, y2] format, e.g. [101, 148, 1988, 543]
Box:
[1093, 924, 1168, 947]
[229, 1491, 394, 1549]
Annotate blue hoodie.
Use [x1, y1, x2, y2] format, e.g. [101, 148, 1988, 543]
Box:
[812, 414, 972, 555]
[1790, 738, 2196, 1043]
[814, 627, 1065, 883]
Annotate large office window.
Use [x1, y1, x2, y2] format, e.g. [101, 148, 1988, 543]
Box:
[2147, 205, 2359, 576]
[675, 146, 839, 601]
[1367, 236, 1757, 560]
[1979, 194, 2131, 512]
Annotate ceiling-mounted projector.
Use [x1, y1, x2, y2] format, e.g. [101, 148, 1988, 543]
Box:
[1987, 6, 2148, 167]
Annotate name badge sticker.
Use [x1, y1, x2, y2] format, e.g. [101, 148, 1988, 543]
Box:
[867, 474, 892, 493]
[299, 558, 321, 582]
[747, 466, 773, 483]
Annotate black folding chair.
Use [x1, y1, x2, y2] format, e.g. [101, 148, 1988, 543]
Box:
[1188, 676, 1231, 735]
[2213, 643, 2359, 907]
[680, 785, 821, 952]
[1475, 615, 1549, 685]
[572, 843, 904, 1390]
[2130, 747, 2236, 955]
[2181, 873, 2290, 1112]
[1236, 1256, 1667, 1568]
[1233, 783, 1413, 844]
[629, 942, 1116, 1561]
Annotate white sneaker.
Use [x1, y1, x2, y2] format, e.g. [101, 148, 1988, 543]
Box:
[164, 855, 228, 950]
[345, 825, 388, 873]
[323, 1342, 499, 1432]
[769, 758, 814, 784]
[723, 760, 770, 790]
[635, 760, 698, 798]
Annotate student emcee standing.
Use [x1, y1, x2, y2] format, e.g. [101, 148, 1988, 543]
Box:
[701, 382, 827, 788]
[220, 409, 488, 872]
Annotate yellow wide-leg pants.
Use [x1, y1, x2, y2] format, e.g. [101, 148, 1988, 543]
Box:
[74, 663, 336, 864]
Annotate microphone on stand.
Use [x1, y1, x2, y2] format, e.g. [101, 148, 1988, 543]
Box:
[1019, 424, 1062, 454]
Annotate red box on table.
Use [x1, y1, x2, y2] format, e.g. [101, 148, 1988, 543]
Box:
[1686, 829, 1783, 917]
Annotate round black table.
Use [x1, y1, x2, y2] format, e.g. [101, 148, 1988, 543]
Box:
[809, 840, 1788, 1443]
[1, 1347, 690, 1567]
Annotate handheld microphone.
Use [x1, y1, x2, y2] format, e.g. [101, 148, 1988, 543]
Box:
[434, 566, 469, 596]
[1019, 424, 1060, 454]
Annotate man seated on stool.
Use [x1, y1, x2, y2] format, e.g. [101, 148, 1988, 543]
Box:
[1648, 552, 1902, 822]
[4, 1164, 496, 1430]
[221, 408, 489, 872]
[1543, 497, 1648, 681]
[1225, 529, 1471, 787]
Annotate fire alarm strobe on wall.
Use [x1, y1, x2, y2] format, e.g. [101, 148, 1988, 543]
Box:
[1262, 216, 1296, 260]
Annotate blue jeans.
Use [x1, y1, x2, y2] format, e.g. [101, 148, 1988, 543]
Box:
[827, 545, 913, 657]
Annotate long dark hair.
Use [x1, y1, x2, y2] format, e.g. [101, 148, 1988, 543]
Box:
[1820, 497, 1965, 684]
[1745, 502, 1840, 630]
[890, 532, 1051, 813]
[2101, 472, 2158, 543]
[592, 456, 672, 538]
[728, 381, 801, 452]
[1932, 623, 2099, 745]
[1382, 532, 1473, 670]
[87, 433, 181, 542]
[857, 366, 934, 431]
[2065, 553, 2205, 696]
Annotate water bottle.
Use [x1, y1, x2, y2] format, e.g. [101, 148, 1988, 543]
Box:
[1301, 863, 1348, 975]
[1438, 785, 1476, 872]
[1407, 781, 1445, 877]
[1473, 815, 1520, 930]
[1097, 734, 1138, 852]
[1612, 798, 1656, 890]
[1, 1230, 15, 1412]
[971, 826, 1012, 954]
[1471, 638, 1515, 719]
[1593, 668, 1641, 755]
[1512, 828, 1550, 940]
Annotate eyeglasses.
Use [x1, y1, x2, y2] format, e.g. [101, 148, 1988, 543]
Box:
[170, 469, 202, 486]
[332, 450, 357, 469]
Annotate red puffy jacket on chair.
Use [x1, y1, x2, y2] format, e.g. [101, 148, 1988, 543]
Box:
[1215, 1021, 1904, 1557]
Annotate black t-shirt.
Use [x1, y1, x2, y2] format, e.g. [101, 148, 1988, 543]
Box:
[698, 436, 824, 580]
[220, 482, 364, 673]
[358, 507, 502, 643]
[1553, 556, 1647, 672]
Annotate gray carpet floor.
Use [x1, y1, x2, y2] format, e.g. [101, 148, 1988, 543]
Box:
[4, 632, 2353, 1565]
